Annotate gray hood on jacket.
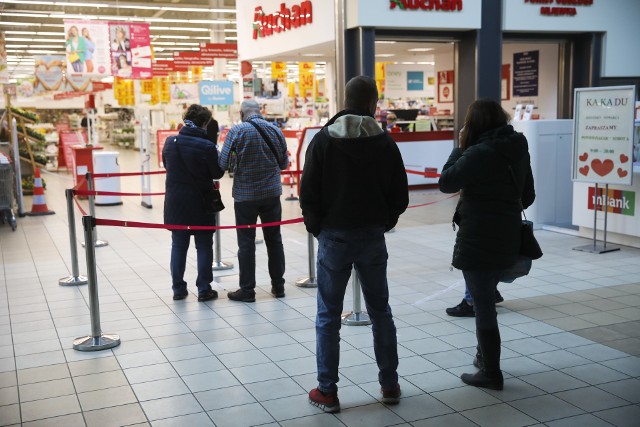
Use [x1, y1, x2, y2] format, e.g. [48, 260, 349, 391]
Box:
[327, 114, 383, 139]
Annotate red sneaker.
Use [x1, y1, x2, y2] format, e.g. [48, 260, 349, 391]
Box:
[308, 388, 340, 413]
[381, 384, 401, 404]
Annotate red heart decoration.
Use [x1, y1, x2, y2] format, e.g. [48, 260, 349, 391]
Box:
[579, 152, 588, 162]
[618, 168, 628, 178]
[620, 154, 629, 163]
[579, 165, 590, 176]
[591, 159, 614, 177]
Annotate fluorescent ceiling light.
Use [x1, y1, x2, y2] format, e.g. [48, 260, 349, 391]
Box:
[375, 41, 396, 44]
[6, 38, 65, 43]
[375, 54, 395, 57]
[1, 1, 234, 13]
[225, 37, 238, 41]
[0, 21, 43, 27]
[5, 31, 62, 36]
[417, 61, 435, 65]
[302, 54, 324, 57]
[2, 12, 50, 18]
[155, 35, 192, 39]
[408, 48, 434, 52]
[153, 42, 200, 46]
[150, 26, 210, 32]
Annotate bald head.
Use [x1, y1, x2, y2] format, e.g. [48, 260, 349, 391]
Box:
[240, 99, 261, 121]
[345, 75, 378, 114]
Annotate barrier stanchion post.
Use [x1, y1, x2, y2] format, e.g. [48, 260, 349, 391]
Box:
[11, 118, 25, 217]
[285, 171, 299, 201]
[59, 189, 88, 286]
[341, 268, 371, 326]
[82, 172, 108, 247]
[73, 215, 120, 351]
[140, 116, 153, 209]
[212, 211, 234, 271]
[295, 232, 317, 288]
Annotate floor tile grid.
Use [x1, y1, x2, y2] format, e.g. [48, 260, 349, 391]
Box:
[1, 154, 640, 427]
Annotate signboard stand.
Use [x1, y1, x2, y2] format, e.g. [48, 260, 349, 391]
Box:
[573, 183, 620, 254]
[571, 85, 635, 254]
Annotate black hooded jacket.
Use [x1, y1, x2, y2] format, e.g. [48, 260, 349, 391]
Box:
[300, 109, 409, 236]
[439, 125, 535, 270]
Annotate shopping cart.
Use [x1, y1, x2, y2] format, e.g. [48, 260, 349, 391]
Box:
[0, 158, 17, 231]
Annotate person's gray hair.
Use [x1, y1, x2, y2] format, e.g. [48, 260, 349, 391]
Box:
[240, 100, 261, 117]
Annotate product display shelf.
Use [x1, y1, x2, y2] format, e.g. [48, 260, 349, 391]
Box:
[7, 104, 47, 173]
[433, 115, 454, 131]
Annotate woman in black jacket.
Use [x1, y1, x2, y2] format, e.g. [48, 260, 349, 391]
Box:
[439, 99, 535, 390]
[163, 105, 225, 302]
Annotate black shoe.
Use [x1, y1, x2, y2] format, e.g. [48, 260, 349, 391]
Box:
[461, 370, 504, 390]
[198, 289, 218, 302]
[227, 288, 256, 303]
[446, 299, 475, 317]
[173, 292, 188, 301]
[271, 285, 285, 298]
[495, 290, 504, 304]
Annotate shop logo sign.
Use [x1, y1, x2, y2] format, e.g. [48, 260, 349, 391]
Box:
[198, 80, 234, 105]
[407, 71, 424, 91]
[390, 0, 463, 11]
[253, 1, 313, 40]
[588, 187, 635, 216]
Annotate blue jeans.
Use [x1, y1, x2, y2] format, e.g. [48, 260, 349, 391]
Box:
[234, 197, 285, 292]
[316, 226, 398, 393]
[170, 231, 213, 296]
[463, 270, 501, 330]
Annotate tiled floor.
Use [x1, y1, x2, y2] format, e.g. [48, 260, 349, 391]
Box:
[0, 145, 638, 426]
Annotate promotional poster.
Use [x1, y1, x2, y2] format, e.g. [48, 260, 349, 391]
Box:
[63, 20, 111, 76]
[109, 23, 152, 79]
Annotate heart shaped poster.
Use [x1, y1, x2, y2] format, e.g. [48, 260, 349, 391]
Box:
[34, 55, 65, 93]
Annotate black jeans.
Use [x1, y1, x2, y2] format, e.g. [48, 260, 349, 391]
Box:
[234, 197, 285, 292]
[463, 270, 501, 330]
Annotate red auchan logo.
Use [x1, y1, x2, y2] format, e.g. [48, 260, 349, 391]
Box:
[390, 0, 463, 11]
[253, 1, 313, 40]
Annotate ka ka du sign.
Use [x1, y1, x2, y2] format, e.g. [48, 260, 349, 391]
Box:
[572, 86, 636, 186]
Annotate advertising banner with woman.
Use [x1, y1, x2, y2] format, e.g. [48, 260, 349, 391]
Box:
[109, 23, 152, 79]
[63, 20, 110, 75]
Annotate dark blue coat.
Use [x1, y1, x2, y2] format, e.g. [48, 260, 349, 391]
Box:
[163, 126, 225, 232]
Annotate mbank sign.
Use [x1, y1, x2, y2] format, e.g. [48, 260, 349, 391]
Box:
[198, 80, 234, 105]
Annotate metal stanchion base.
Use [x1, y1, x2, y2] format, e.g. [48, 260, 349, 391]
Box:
[341, 311, 371, 326]
[256, 239, 264, 245]
[59, 275, 88, 286]
[73, 333, 121, 351]
[212, 261, 234, 271]
[82, 239, 109, 248]
[141, 201, 152, 209]
[285, 196, 299, 201]
[295, 277, 317, 288]
[573, 244, 621, 254]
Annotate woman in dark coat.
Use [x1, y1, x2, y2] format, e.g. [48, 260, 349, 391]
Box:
[163, 105, 225, 302]
[439, 99, 535, 390]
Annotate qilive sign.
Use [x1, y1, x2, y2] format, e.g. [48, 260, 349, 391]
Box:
[524, 0, 593, 17]
[253, 1, 313, 40]
[390, 0, 463, 11]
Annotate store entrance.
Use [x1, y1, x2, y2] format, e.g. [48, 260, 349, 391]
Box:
[374, 39, 455, 133]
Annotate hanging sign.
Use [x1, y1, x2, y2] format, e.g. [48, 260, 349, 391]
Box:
[63, 20, 111, 75]
[198, 80, 234, 105]
[199, 43, 238, 58]
[170, 83, 199, 103]
[437, 70, 454, 103]
[109, 23, 152, 79]
[34, 55, 65, 93]
[0, 32, 7, 84]
[271, 62, 287, 80]
[572, 86, 636, 186]
[298, 62, 315, 96]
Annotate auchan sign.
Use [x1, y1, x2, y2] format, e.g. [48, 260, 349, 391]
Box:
[253, 1, 313, 40]
[389, 0, 463, 11]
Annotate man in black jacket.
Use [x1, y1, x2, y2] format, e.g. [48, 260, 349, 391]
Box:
[300, 75, 408, 413]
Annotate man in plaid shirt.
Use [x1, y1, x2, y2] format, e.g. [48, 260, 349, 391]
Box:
[218, 100, 289, 302]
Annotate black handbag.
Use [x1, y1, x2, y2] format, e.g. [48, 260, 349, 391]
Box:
[498, 157, 543, 283]
[172, 136, 225, 214]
